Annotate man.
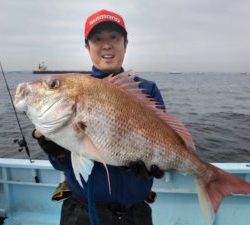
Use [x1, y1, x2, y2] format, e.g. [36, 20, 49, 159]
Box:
[33, 9, 165, 225]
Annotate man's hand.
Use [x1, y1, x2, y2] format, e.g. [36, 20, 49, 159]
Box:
[32, 130, 50, 141]
[123, 160, 164, 179]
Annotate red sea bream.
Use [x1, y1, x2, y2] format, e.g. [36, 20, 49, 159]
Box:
[14, 72, 250, 225]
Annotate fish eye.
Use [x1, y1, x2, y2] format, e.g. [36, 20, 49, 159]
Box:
[47, 79, 60, 89]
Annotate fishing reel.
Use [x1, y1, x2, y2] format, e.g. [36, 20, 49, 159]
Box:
[13, 138, 27, 152]
[13, 137, 33, 163]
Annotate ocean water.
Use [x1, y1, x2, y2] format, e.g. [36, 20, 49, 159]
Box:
[0, 71, 249, 162]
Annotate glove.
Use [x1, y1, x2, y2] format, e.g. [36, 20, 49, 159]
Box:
[123, 160, 164, 179]
[32, 129, 70, 159]
[145, 191, 157, 204]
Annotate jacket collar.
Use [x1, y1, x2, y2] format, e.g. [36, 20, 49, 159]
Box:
[90, 66, 124, 78]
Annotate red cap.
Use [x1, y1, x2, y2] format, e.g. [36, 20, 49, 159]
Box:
[84, 9, 126, 39]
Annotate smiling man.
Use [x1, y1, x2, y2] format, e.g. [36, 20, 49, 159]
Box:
[85, 10, 128, 74]
[33, 9, 165, 225]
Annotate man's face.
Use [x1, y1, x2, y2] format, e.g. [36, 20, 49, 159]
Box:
[86, 30, 127, 73]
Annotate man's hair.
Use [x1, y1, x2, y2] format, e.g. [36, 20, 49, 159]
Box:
[85, 21, 128, 46]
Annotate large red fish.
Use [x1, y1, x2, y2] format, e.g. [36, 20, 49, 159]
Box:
[14, 72, 250, 225]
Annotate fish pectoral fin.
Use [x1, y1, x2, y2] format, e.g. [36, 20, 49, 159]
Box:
[72, 120, 111, 193]
[71, 152, 94, 187]
[82, 134, 111, 193]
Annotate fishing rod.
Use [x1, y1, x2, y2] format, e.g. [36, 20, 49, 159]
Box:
[0, 61, 33, 163]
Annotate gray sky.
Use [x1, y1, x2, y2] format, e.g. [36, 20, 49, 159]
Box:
[0, 0, 250, 72]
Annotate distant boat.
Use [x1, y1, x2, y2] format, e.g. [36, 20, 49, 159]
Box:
[240, 72, 247, 75]
[36, 61, 47, 72]
[33, 62, 90, 74]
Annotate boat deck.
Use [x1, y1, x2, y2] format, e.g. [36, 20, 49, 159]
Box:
[1, 158, 250, 225]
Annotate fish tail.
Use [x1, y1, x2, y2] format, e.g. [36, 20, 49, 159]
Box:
[196, 164, 250, 225]
[196, 180, 215, 225]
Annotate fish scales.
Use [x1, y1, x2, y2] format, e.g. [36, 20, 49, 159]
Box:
[82, 76, 190, 170]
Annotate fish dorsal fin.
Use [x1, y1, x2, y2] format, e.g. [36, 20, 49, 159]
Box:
[104, 71, 196, 151]
[154, 111, 196, 151]
[104, 71, 141, 93]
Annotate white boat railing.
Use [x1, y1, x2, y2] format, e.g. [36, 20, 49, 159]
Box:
[0, 158, 63, 225]
[1, 158, 250, 225]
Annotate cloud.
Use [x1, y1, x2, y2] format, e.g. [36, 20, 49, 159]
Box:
[1, 0, 250, 72]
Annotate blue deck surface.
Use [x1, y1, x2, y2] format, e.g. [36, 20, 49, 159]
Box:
[0, 158, 250, 225]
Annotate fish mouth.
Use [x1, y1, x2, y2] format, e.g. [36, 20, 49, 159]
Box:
[14, 83, 30, 111]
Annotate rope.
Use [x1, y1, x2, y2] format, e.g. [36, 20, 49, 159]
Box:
[87, 174, 100, 225]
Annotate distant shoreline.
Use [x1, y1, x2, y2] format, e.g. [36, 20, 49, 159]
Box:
[32, 70, 90, 74]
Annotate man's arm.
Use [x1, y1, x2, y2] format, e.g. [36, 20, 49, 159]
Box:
[32, 130, 71, 171]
